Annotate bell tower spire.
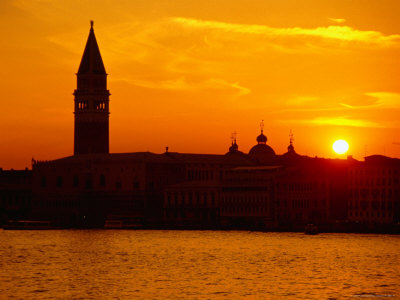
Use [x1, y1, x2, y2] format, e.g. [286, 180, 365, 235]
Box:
[74, 21, 110, 155]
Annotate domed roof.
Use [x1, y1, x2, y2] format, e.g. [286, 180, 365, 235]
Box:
[249, 144, 276, 157]
[280, 132, 301, 163]
[284, 131, 297, 155]
[257, 132, 267, 143]
[225, 139, 244, 156]
[229, 142, 238, 152]
[248, 127, 276, 163]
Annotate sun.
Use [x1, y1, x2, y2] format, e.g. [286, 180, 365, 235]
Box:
[332, 139, 349, 155]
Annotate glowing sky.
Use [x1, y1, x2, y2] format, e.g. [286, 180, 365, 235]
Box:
[1, 0, 400, 169]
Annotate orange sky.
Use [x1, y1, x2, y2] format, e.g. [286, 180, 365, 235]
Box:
[1, 0, 400, 169]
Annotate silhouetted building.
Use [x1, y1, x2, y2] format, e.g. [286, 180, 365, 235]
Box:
[276, 148, 349, 231]
[162, 153, 255, 228]
[23, 22, 400, 232]
[32, 153, 188, 227]
[0, 169, 32, 225]
[74, 21, 110, 155]
[220, 166, 279, 229]
[164, 182, 220, 228]
[348, 155, 400, 230]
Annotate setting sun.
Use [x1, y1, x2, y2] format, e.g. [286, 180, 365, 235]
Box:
[332, 139, 349, 155]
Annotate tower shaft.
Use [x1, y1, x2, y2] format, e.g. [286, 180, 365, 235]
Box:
[74, 22, 109, 155]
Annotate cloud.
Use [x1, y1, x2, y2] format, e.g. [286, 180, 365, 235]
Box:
[171, 17, 400, 47]
[127, 76, 250, 95]
[284, 92, 400, 113]
[339, 103, 355, 109]
[329, 18, 346, 24]
[364, 92, 400, 108]
[45, 16, 400, 110]
[285, 96, 319, 106]
[339, 92, 400, 110]
[298, 117, 384, 128]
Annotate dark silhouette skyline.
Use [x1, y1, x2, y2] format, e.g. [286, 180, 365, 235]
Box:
[0, 22, 399, 233]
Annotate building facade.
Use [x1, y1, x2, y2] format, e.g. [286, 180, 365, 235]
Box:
[0, 169, 32, 225]
[348, 155, 400, 230]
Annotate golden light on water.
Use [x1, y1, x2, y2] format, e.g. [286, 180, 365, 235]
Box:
[332, 139, 349, 155]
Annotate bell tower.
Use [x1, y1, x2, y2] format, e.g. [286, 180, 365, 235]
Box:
[74, 21, 110, 155]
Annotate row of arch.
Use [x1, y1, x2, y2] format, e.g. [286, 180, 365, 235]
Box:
[40, 175, 140, 190]
[76, 101, 107, 111]
[348, 188, 398, 199]
[348, 199, 394, 210]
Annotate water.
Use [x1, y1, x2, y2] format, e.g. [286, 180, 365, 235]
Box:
[0, 230, 399, 299]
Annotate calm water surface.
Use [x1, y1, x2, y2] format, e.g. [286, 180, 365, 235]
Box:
[0, 230, 399, 299]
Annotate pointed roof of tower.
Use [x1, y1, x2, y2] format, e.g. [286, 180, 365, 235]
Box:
[77, 21, 106, 74]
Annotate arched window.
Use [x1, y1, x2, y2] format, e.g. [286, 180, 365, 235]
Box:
[73, 176, 79, 187]
[85, 178, 92, 189]
[56, 176, 63, 187]
[116, 181, 122, 190]
[100, 174, 106, 187]
[133, 180, 139, 189]
[41, 176, 47, 188]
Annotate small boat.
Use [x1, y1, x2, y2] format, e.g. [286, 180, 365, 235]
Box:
[3, 220, 54, 230]
[304, 223, 318, 235]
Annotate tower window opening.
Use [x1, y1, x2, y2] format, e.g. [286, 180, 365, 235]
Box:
[78, 101, 89, 110]
[95, 101, 106, 110]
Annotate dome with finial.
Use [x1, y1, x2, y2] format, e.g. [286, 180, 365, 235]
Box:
[287, 130, 296, 153]
[229, 140, 239, 152]
[282, 130, 300, 162]
[248, 120, 275, 163]
[256, 130, 267, 144]
[225, 132, 244, 155]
